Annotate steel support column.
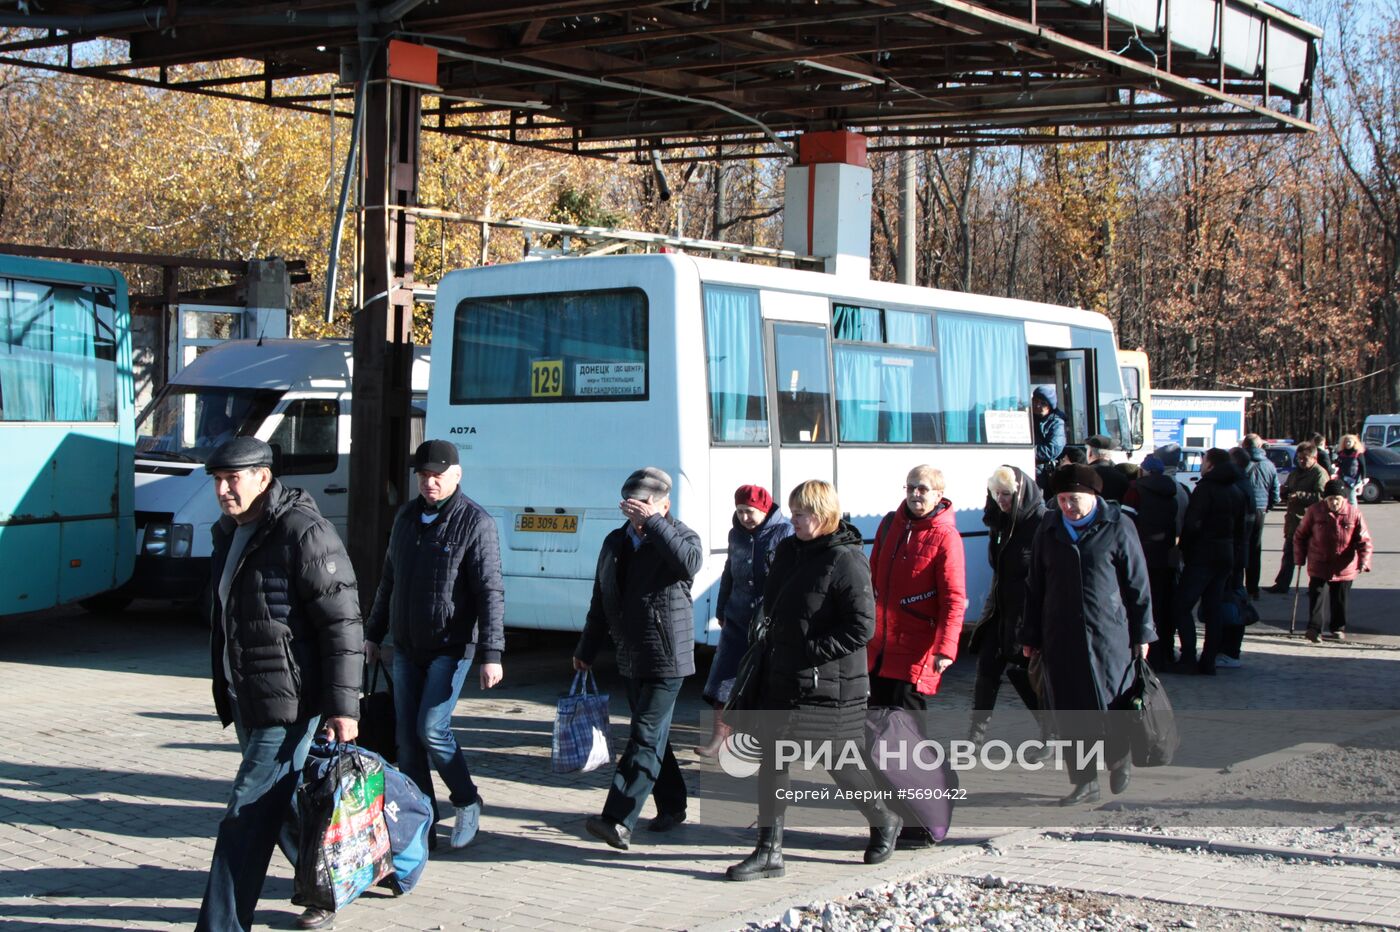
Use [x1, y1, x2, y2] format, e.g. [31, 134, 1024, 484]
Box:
[348, 69, 419, 605]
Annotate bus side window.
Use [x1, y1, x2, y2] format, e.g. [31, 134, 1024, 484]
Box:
[773, 324, 832, 445]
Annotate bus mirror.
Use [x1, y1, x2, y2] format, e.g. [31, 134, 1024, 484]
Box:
[1129, 400, 1145, 451]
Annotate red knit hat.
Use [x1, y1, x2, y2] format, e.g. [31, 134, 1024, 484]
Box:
[734, 484, 774, 513]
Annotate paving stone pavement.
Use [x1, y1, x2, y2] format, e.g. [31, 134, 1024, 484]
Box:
[1, 506, 1397, 930]
[940, 836, 1400, 928]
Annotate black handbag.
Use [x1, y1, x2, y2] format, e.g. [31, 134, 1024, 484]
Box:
[1113, 657, 1179, 767]
[358, 659, 397, 763]
[723, 610, 770, 714]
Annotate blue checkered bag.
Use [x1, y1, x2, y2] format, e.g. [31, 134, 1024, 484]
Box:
[552, 670, 612, 773]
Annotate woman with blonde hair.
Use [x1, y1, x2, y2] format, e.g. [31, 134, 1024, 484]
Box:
[1334, 434, 1367, 504]
[725, 479, 901, 881]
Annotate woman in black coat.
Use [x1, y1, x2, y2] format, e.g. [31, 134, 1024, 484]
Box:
[726, 480, 901, 882]
[1021, 464, 1155, 806]
[967, 465, 1047, 745]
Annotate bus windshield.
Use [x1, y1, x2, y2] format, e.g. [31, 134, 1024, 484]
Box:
[136, 386, 282, 461]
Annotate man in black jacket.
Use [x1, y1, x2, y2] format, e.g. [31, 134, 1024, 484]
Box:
[366, 439, 505, 852]
[1171, 448, 1248, 676]
[574, 466, 703, 850]
[196, 438, 362, 932]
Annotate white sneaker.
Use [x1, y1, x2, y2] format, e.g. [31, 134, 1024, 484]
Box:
[1216, 655, 1243, 669]
[450, 799, 481, 849]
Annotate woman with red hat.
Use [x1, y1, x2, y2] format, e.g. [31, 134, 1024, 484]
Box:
[696, 484, 792, 757]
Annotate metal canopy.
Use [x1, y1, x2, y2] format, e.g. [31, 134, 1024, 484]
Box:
[0, 0, 1321, 158]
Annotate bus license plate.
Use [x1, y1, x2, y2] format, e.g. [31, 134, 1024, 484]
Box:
[515, 513, 578, 533]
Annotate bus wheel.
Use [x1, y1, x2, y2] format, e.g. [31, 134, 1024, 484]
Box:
[80, 593, 133, 615]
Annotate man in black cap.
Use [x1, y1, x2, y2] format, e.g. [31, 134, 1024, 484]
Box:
[574, 466, 703, 849]
[1087, 434, 1130, 503]
[196, 437, 362, 932]
[365, 439, 505, 851]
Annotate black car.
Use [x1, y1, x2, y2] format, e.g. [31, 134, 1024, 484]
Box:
[1361, 446, 1400, 503]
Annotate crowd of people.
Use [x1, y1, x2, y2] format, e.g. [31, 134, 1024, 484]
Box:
[193, 421, 1377, 930]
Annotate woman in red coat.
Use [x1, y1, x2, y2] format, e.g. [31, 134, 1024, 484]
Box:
[868, 465, 967, 703]
[867, 465, 966, 846]
[1294, 479, 1373, 642]
[868, 465, 967, 704]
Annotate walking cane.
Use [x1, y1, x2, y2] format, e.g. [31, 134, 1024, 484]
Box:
[1288, 564, 1303, 636]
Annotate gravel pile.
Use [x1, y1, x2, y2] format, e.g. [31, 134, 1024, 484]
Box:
[737, 874, 1386, 932]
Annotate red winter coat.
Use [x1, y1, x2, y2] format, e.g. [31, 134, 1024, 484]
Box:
[1293, 500, 1373, 582]
[868, 501, 967, 695]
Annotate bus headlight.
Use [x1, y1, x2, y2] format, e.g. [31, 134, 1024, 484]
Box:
[143, 523, 194, 557]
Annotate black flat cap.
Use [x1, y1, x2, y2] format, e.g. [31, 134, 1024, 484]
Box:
[1086, 433, 1117, 451]
[205, 437, 274, 473]
[413, 439, 459, 473]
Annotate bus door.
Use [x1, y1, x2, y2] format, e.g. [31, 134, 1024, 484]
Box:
[1027, 323, 1095, 447]
[767, 320, 836, 503]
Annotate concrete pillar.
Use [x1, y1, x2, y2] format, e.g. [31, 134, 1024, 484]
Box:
[782, 132, 872, 278]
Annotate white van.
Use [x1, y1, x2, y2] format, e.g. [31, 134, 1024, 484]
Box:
[1362, 414, 1400, 449]
[119, 339, 428, 604]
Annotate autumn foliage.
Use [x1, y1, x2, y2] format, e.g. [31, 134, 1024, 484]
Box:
[1, 8, 1398, 440]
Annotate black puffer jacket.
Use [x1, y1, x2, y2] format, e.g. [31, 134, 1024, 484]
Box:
[365, 488, 506, 666]
[756, 520, 875, 739]
[1179, 463, 1248, 568]
[576, 513, 703, 679]
[970, 466, 1046, 660]
[208, 481, 362, 729]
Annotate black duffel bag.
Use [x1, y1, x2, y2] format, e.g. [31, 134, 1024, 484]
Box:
[1113, 657, 1180, 766]
[358, 658, 397, 763]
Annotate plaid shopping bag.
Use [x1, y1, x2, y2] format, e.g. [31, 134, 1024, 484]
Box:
[552, 670, 612, 773]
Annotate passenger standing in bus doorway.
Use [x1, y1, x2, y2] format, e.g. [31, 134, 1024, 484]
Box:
[196, 438, 362, 932]
[575, 467, 703, 850]
[867, 465, 966, 848]
[365, 440, 505, 852]
[1032, 387, 1067, 498]
[698, 484, 792, 758]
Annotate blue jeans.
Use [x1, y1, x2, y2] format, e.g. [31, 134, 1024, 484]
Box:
[393, 652, 478, 823]
[601, 676, 687, 831]
[196, 709, 320, 932]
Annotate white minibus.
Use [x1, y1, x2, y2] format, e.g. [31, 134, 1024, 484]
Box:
[427, 254, 1137, 644]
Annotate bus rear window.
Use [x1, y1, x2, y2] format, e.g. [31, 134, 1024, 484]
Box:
[451, 289, 648, 404]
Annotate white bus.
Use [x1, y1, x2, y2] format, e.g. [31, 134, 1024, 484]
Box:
[427, 254, 1137, 644]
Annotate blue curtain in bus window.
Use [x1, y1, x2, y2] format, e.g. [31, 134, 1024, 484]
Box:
[704, 286, 768, 443]
[832, 304, 882, 342]
[834, 346, 938, 443]
[886, 309, 933, 347]
[51, 287, 101, 421]
[0, 279, 54, 421]
[937, 312, 1028, 443]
